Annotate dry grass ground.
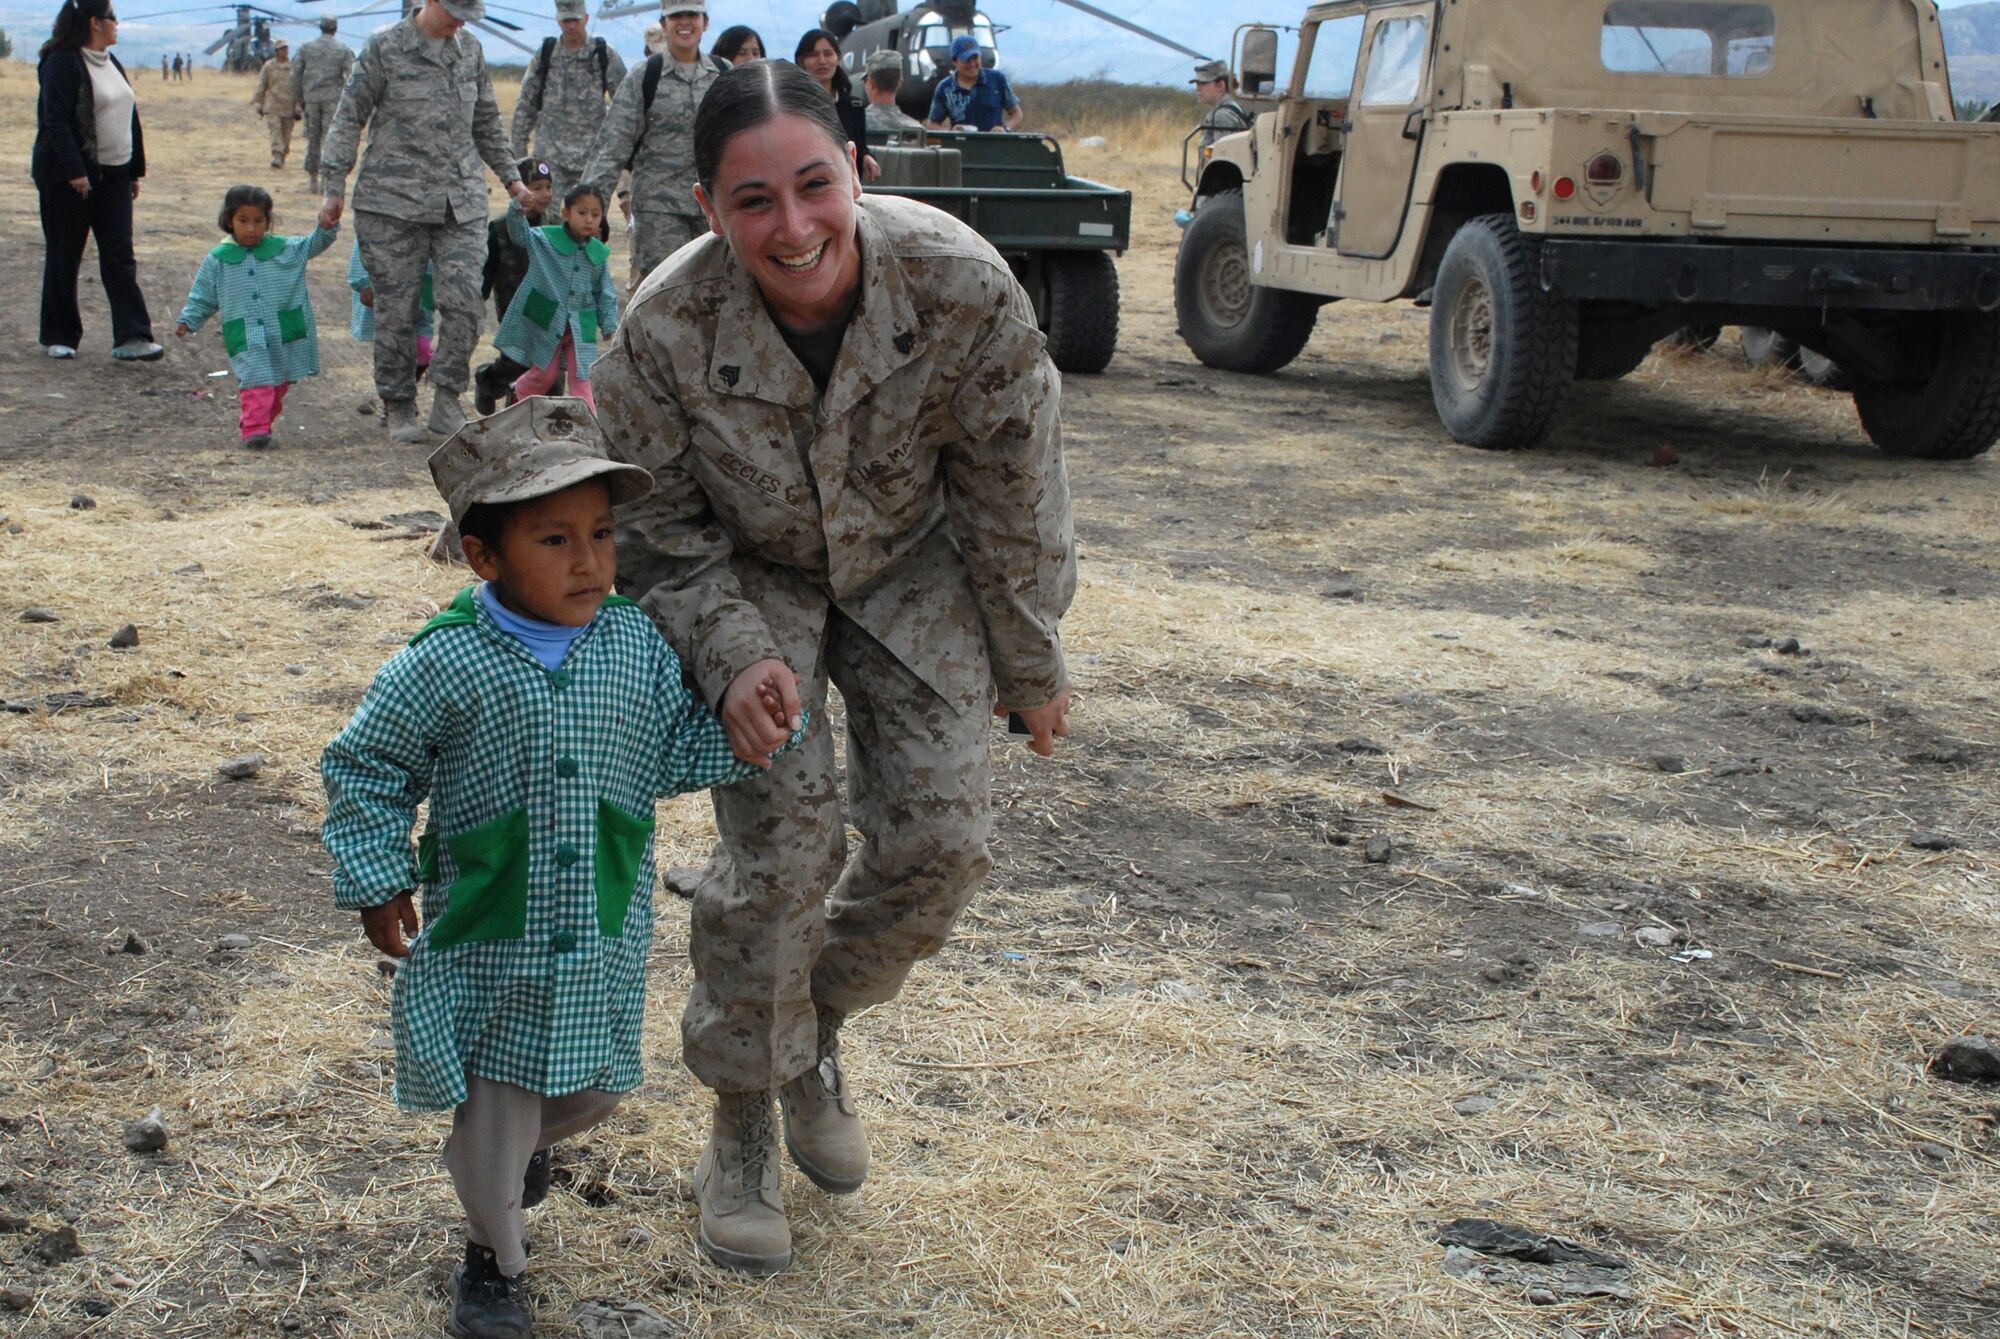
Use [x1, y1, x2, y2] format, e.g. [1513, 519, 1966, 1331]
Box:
[0, 66, 1998, 1339]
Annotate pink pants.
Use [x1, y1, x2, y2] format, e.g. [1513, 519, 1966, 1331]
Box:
[511, 334, 592, 410]
[417, 334, 433, 370]
[239, 382, 290, 438]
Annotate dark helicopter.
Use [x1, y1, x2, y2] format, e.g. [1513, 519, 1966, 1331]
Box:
[825, 0, 1209, 121]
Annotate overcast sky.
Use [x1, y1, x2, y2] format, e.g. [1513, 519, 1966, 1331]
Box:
[6, 0, 1995, 87]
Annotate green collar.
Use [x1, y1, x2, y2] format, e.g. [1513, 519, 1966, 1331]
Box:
[540, 224, 610, 267]
[210, 235, 287, 264]
[409, 585, 637, 645]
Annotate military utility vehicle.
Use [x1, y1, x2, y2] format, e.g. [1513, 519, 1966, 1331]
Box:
[1175, 0, 2000, 457]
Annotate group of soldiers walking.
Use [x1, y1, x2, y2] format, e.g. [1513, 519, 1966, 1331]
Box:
[250, 17, 355, 180]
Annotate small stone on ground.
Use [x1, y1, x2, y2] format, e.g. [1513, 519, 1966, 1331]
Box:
[216, 752, 266, 781]
[122, 1106, 169, 1152]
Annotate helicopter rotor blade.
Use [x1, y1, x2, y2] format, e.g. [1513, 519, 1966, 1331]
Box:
[1041, 0, 1210, 62]
[473, 17, 538, 53]
[594, 1, 656, 18]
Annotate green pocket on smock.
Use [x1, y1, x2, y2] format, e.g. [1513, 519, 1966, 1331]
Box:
[522, 289, 559, 330]
[577, 309, 599, 344]
[221, 318, 248, 357]
[594, 797, 654, 939]
[278, 306, 308, 343]
[427, 807, 531, 950]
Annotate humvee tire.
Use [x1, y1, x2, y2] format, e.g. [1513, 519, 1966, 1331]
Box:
[1574, 328, 1655, 381]
[1852, 311, 2000, 460]
[1429, 215, 1579, 450]
[1174, 189, 1319, 374]
[1044, 251, 1119, 374]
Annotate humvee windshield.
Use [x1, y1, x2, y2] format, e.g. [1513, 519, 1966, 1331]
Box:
[1600, 0, 1774, 78]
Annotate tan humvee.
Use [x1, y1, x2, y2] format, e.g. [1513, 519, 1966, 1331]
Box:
[1175, 0, 2000, 456]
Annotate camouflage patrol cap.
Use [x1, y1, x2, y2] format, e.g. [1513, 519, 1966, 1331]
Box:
[864, 49, 901, 74]
[661, 0, 705, 15]
[428, 397, 654, 526]
[318, 15, 336, 30]
[554, 0, 586, 17]
[1190, 59, 1229, 83]
[439, 0, 486, 23]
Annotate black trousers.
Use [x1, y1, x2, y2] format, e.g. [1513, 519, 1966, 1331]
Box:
[38, 163, 154, 349]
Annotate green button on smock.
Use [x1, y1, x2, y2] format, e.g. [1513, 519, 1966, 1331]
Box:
[556, 843, 579, 867]
[551, 670, 573, 690]
[550, 930, 577, 953]
[556, 756, 579, 779]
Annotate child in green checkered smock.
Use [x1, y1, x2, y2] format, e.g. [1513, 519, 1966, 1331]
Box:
[346, 242, 434, 378]
[173, 184, 339, 449]
[320, 396, 804, 1336]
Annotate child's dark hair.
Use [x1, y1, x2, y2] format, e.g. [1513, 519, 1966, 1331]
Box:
[563, 181, 606, 211]
[217, 184, 275, 233]
[458, 501, 516, 551]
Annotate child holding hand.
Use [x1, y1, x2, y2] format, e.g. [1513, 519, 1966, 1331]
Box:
[321, 397, 803, 1339]
[493, 183, 620, 411]
[347, 242, 435, 383]
[175, 185, 338, 449]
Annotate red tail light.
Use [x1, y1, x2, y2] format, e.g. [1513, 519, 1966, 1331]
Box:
[1553, 176, 1577, 200]
[1585, 153, 1622, 185]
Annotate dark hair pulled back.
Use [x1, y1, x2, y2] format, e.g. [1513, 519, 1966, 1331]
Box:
[563, 180, 606, 211]
[41, 0, 112, 58]
[218, 183, 276, 233]
[693, 59, 849, 195]
[792, 28, 850, 100]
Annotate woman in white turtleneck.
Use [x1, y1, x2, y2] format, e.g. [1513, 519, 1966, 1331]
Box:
[32, 0, 163, 361]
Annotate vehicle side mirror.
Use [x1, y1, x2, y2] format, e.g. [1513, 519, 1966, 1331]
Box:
[1239, 27, 1279, 94]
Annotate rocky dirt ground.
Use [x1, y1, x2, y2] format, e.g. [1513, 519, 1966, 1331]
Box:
[0, 69, 1997, 1339]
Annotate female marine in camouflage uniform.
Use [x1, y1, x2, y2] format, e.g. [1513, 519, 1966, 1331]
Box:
[592, 60, 1075, 1276]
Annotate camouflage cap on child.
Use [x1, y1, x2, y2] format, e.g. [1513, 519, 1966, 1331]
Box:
[428, 397, 654, 526]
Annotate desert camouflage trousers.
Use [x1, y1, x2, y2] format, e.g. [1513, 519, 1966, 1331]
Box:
[301, 100, 338, 178]
[630, 210, 703, 288]
[685, 604, 994, 1094]
[353, 208, 484, 402]
[266, 112, 294, 166]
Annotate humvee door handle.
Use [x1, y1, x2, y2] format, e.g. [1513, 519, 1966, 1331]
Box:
[1402, 109, 1425, 141]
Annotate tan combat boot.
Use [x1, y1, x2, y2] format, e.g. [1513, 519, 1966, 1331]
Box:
[383, 399, 428, 444]
[780, 1007, 868, 1194]
[693, 1089, 790, 1275]
[428, 387, 468, 437]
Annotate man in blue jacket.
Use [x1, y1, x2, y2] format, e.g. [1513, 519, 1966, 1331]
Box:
[925, 35, 1022, 132]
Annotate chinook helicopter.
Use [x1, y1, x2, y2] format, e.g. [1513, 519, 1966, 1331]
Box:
[825, 0, 1210, 120]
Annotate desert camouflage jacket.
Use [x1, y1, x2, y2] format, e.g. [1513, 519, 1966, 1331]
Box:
[512, 36, 627, 175]
[318, 18, 519, 224]
[251, 57, 297, 117]
[291, 34, 355, 105]
[592, 194, 1076, 717]
[581, 53, 722, 219]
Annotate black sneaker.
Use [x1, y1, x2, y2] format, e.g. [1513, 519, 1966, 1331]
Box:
[521, 1148, 552, 1210]
[446, 1241, 529, 1339]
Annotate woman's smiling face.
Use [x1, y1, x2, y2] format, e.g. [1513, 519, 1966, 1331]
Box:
[696, 113, 862, 332]
[799, 37, 840, 87]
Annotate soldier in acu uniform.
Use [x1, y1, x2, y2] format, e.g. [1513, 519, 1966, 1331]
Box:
[862, 49, 925, 141]
[512, 0, 626, 211]
[582, 0, 723, 285]
[1192, 58, 1250, 147]
[317, 0, 530, 443]
[292, 17, 354, 194]
[593, 61, 1075, 1278]
[251, 40, 299, 169]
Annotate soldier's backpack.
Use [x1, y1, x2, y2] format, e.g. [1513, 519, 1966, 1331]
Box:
[628, 51, 732, 157]
[529, 34, 611, 111]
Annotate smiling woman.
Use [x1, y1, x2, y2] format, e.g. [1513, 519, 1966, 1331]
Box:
[592, 57, 1077, 1281]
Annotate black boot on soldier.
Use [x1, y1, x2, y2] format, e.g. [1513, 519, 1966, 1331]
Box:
[447, 1240, 530, 1339]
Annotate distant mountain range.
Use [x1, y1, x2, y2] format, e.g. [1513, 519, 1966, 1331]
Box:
[1947, 3, 2000, 104]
